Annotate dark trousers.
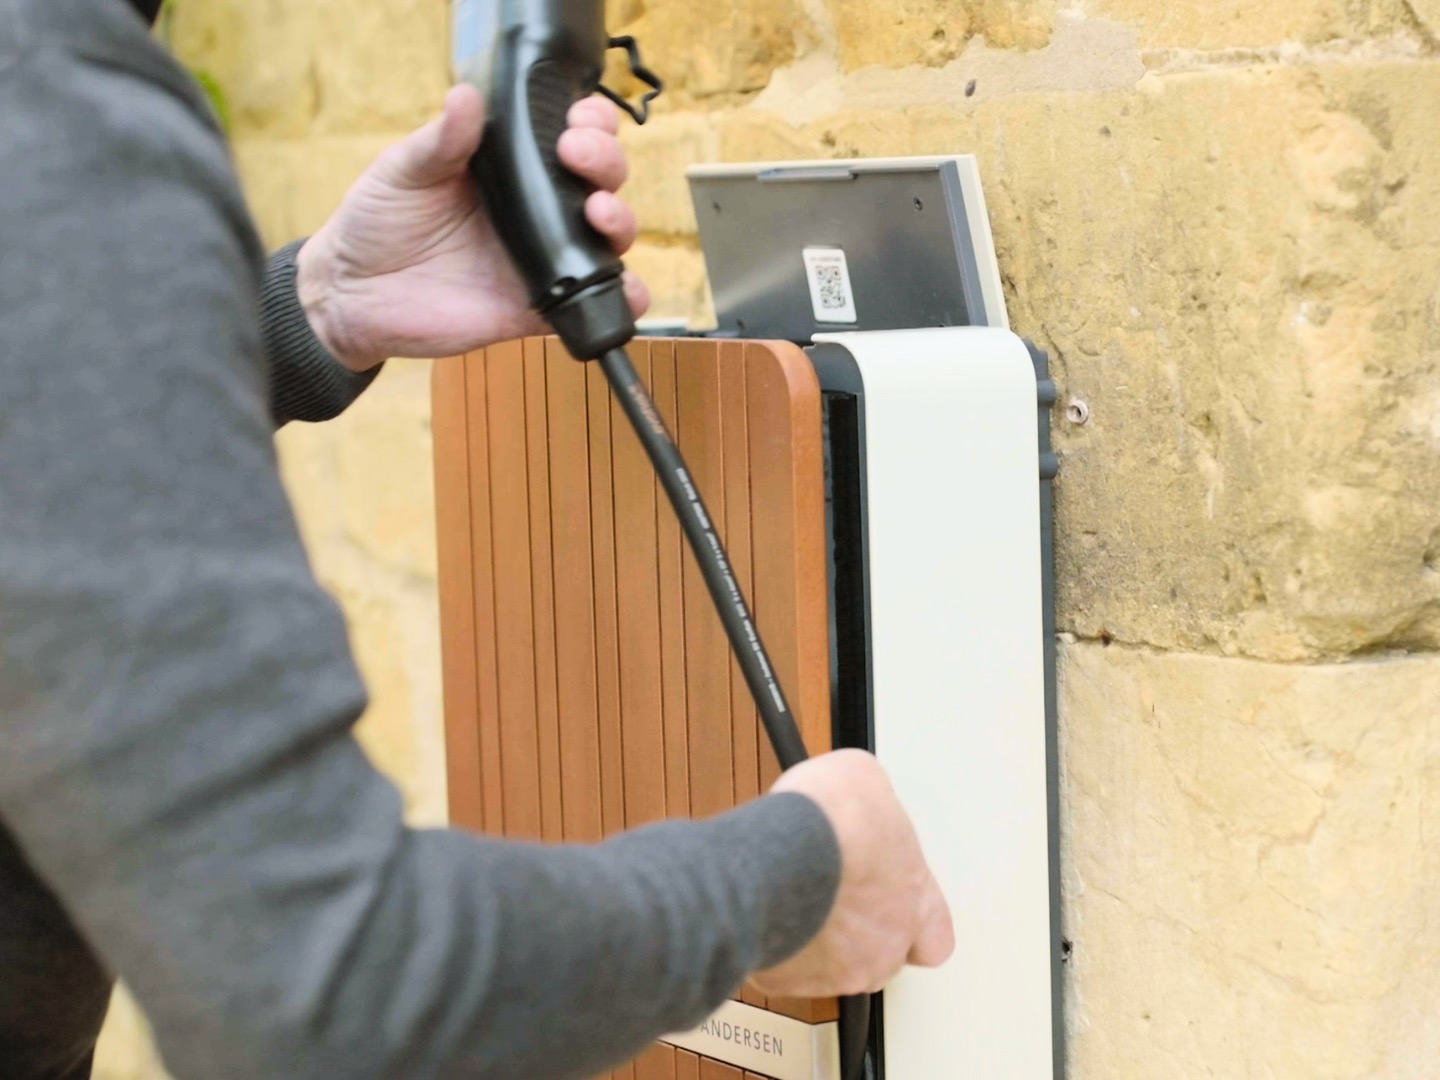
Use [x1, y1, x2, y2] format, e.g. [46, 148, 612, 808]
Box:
[0, 824, 113, 1080]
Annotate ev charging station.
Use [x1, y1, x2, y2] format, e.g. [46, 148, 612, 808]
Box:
[434, 155, 1063, 1080]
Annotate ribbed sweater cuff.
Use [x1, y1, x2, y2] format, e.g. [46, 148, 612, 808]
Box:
[261, 239, 381, 425]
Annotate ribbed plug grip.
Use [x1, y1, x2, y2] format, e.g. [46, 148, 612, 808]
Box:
[527, 61, 592, 242]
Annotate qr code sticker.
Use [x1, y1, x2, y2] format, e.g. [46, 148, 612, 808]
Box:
[803, 247, 858, 324]
[815, 261, 848, 311]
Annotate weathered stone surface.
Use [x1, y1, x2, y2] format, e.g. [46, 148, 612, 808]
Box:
[93, 985, 170, 1080]
[1061, 642, 1440, 1078]
[171, 0, 448, 137]
[233, 136, 394, 247]
[1411, 0, 1440, 36]
[618, 112, 721, 235]
[825, 0, 1057, 71]
[625, 241, 710, 323]
[713, 62, 1440, 660]
[753, 15, 1144, 124]
[326, 577, 423, 817]
[608, 0, 804, 100]
[335, 361, 439, 581]
[274, 363, 449, 825]
[1089, 0, 1413, 50]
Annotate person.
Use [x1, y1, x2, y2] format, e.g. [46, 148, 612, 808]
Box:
[0, 1, 954, 1077]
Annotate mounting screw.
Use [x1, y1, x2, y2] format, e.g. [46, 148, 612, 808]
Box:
[1066, 398, 1091, 425]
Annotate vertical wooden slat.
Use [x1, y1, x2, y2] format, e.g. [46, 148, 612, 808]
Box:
[675, 1051, 701, 1080]
[745, 340, 838, 1026]
[548, 339, 604, 844]
[745, 341, 832, 777]
[634, 1044, 677, 1080]
[434, 356, 482, 832]
[524, 338, 565, 841]
[720, 339, 761, 813]
[487, 340, 543, 840]
[699, 1059, 742, 1080]
[464, 348, 505, 833]
[651, 341, 691, 820]
[720, 340, 766, 1010]
[613, 340, 668, 828]
[588, 361, 627, 837]
[677, 340, 734, 820]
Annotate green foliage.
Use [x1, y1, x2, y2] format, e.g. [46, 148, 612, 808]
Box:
[156, 0, 232, 135]
[190, 68, 233, 134]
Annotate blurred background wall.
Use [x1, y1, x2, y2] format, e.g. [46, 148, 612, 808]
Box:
[97, 0, 1440, 1076]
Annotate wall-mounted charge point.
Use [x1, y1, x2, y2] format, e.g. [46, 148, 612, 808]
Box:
[434, 155, 1062, 1080]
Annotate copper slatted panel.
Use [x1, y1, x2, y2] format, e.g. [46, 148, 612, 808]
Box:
[676, 338, 734, 821]
[635, 1043, 677, 1080]
[524, 337, 565, 841]
[720, 340, 766, 1012]
[436, 337, 836, 1076]
[652, 341, 692, 821]
[486, 341, 544, 840]
[462, 347, 505, 833]
[613, 340, 668, 828]
[588, 360, 628, 838]
[744, 340, 840, 1027]
[547, 338, 605, 844]
[433, 357, 482, 833]
[701, 1060, 743, 1080]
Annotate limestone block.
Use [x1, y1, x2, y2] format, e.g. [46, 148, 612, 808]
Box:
[275, 417, 343, 561]
[335, 361, 439, 582]
[824, 0, 1056, 71]
[619, 113, 722, 236]
[274, 362, 446, 825]
[717, 62, 1440, 659]
[1089, 0, 1412, 50]
[170, 0, 447, 138]
[167, 0, 318, 139]
[305, 0, 450, 136]
[94, 985, 170, 1080]
[608, 0, 804, 100]
[233, 136, 395, 248]
[320, 567, 429, 821]
[625, 241, 710, 322]
[1409, 0, 1440, 35]
[1061, 641, 1440, 1078]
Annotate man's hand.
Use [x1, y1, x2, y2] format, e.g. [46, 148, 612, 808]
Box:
[751, 750, 954, 998]
[296, 83, 648, 372]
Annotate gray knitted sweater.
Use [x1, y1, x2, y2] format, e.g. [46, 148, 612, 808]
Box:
[0, 2, 840, 1078]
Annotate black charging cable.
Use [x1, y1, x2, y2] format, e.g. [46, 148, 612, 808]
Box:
[600, 347, 873, 1080]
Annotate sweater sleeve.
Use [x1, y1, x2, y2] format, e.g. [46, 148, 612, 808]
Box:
[261, 239, 381, 425]
[0, 16, 840, 1080]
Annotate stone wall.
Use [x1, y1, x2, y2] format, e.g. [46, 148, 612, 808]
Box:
[96, 1, 1439, 1076]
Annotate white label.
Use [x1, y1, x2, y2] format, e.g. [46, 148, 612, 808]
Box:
[803, 247, 859, 325]
[662, 998, 840, 1080]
